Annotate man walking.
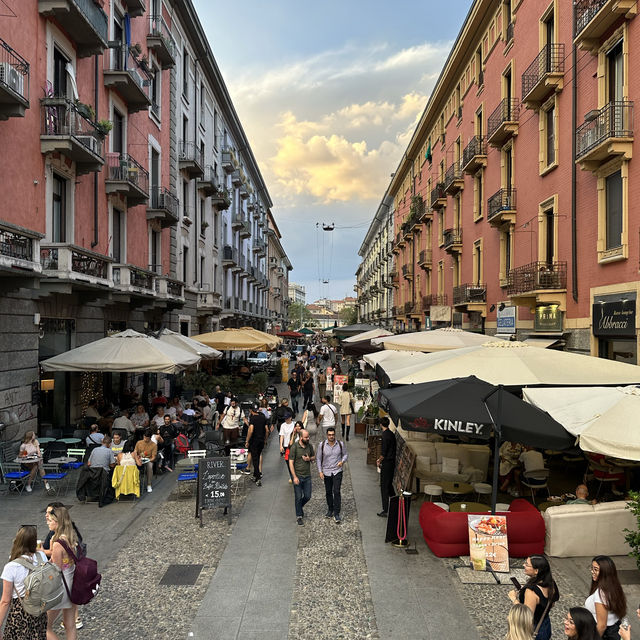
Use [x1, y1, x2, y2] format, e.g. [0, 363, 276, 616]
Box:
[245, 403, 267, 486]
[317, 427, 348, 524]
[287, 371, 301, 415]
[288, 429, 315, 525]
[376, 417, 396, 517]
[317, 395, 337, 435]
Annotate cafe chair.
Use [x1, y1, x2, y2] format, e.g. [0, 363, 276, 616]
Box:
[473, 482, 492, 503]
[44, 441, 67, 462]
[521, 468, 550, 503]
[41, 463, 69, 496]
[230, 449, 248, 497]
[65, 449, 86, 469]
[433, 502, 450, 511]
[1, 462, 30, 494]
[423, 484, 443, 502]
[205, 430, 225, 457]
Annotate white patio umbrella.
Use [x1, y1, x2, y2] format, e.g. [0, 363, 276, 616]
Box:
[41, 329, 200, 374]
[371, 327, 503, 352]
[523, 385, 640, 460]
[157, 328, 222, 359]
[392, 340, 640, 387]
[342, 328, 393, 343]
[362, 349, 428, 368]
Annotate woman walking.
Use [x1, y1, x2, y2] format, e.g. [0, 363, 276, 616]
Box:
[585, 555, 627, 639]
[46, 506, 78, 640]
[504, 603, 533, 640]
[0, 525, 49, 639]
[508, 554, 559, 640]
[339, 383, 354, 441]
[563, 607, 600, 640]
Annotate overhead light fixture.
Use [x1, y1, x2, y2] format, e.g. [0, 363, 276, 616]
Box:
[489, 304, 496, 312]
[499, 303, 506, 312]
[40, 379, 55, 392]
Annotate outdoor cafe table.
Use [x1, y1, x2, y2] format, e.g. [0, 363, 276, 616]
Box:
[48, 457, 78, 465]
[436, 481, 473, 498]
[14, 456, 42, 465]
[37, 437, 56, 445]
[57, 437, 81, 445]
[450, 501, 490, 513]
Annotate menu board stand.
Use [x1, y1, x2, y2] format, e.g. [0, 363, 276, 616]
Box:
[195, 457, 232, 527]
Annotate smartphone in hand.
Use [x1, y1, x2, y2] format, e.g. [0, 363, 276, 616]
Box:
[510, 577, 522, 591]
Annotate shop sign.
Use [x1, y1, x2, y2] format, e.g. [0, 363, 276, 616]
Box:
[592, 300, 636, 337]
[535, 305, 562, 332]
[430, 305, 451, 322]
[496, 306, 516, 334]
[468, 515, 509, 573]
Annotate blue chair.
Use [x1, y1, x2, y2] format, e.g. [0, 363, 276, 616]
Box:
[1, 463, 30, 494]
[42, 464, 68, 496]
[177, 471, 197, 497]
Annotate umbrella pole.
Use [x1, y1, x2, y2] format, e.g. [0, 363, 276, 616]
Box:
[483, 385, 503, 515]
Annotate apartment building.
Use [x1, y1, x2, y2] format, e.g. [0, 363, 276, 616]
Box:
[365, 0, 639, 363]
[356, 193, 395, 328]
[288, 282, 306, 305]
[0, 0, 289, 434]
[266, 211, 292, 333]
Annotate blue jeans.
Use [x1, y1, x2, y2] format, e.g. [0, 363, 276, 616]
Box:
[294, 475, 312, 517]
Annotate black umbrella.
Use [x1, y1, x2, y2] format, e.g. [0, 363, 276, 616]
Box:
[379, 376, 575, 511]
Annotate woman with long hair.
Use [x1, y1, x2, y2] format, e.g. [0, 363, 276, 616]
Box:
[585, 555, 627, 638]
[504, 603, 533, 640]
[0, 525, 48, 639]
[46, 506, 78, 640]
[564, 607, 600, 640]
[508, 554, 559, 640]
[19, 431, 50, 493]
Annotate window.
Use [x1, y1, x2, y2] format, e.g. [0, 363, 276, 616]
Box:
[112, 207, 124, 263]
[474, 170, 483, 220]
[200, 256, 205, 286]
[475, 47, 483, 86]
[540, 98, 557, 172]
[150, 63, 161, 118]
[545, 107, 555, 165]
[52, 173, 67, 242]
[53, 48, 69, 97]
[150, 230, 160, 273]
[437, 261, 444, 296]
[503, 146, 513, 188]
[473, 241, 483, 284]
[200, 81, 205, 128]
[607, 41, 623, 103]
[605, 170, 622, 249]
[112, 11, 124, 69]
[112, 109, 124, 154]
[182, 246, 189, 283]
[438, 211, 444, 245]
[182, 48, 189, 100]
[500, 228, 512, 284]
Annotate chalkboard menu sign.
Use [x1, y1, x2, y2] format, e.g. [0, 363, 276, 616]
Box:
[197, 457, 231, 526]
[393, 431, 416, 495]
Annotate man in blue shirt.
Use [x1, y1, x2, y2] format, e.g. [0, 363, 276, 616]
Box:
[317, 427, 348, 524]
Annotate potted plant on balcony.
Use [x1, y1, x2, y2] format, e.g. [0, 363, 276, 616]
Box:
[75, 101, 95, 121]
[96, 119, 113, 136]
[130, 42, 143, 58]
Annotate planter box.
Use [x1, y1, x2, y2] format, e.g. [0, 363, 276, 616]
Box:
[354, 422, 365, 435]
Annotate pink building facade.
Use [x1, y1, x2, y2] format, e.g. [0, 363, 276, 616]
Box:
[360, 0, 639, 365]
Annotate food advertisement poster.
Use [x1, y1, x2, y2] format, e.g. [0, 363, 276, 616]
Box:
[333, 374, 348, 403]
[467, 515, 509, 573]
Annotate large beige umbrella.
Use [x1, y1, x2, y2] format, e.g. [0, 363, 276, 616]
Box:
[343, 328, 393, 343]
[192, 328, 277, 351]
[523, 385, 640, 459]
[392, 340, 640, 386]
[371, 327, 503, 352]
[40, 329, 200, 374]
[362, 349, 425, 368]
[157, 328, 222, 359]
[239, 327, 282, 349]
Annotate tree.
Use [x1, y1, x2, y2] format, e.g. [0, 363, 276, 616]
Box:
[339, 305, 358, 326]
[289, 302, 313, 328]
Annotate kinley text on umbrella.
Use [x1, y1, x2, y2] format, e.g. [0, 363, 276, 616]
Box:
[433, 419, 487, 435]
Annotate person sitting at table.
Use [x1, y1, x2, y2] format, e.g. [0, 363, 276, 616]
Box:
[116, 444, 141, 467]
[110, 432, 125, 456]
[112, 408, 135, 436]
[566, 484, 596, 505]
[151, 405, 166, 430]
[586, 452, 625, 496]
[87, 435, 116, 474]
[134, 428, 157, 493]
[151, 389, 167, 409]
[84, 399, 101, 420]
[499, 441, 525, 496]
[519, 446, 547, 487]
[85, 424, 104, 448]
[131, 404, 150, 430]
[19, 430, 50, 493]
[167, 396, 183, 417]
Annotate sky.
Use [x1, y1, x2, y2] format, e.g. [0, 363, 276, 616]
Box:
[194, 0, 474, 303]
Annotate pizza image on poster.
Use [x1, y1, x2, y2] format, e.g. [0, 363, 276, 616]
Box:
[467, 514, 509, 573]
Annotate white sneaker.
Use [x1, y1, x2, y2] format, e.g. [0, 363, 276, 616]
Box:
[147, 486, 153, 493]
[25, 485, 32, 493]
[45, 482, 51, 491]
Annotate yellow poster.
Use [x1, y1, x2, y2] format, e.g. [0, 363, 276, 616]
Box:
[467, 515, 509, 573]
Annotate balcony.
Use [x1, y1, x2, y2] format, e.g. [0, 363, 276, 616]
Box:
[239, 184, 250, 200]
[0, 222, 42, 289]
[112, 264, 155, 298]
[418, 249, 432, 269]
[575, 101, 633, 171]
[40, 243, 112, 290]
[507, 261, 567, 309]
[211, 188, 231, 211]
[574, 0, 637, 53]
[401, 219, 414, 240]
[197, 165, 221, 197]
[222, 245, 238, 269]
[487, 187, 517, 227]
[121, 0, 145, 17]
[462, 136, 487, 174]
[147, 15, 176, 69]
[404, 301, 414, 315]
[178, 141, 204, 178]
[253, 238, 267, 256]
[103, 46, 152, 112]
[155, 276, 185, 308]
[402, 264, 414, 280]
[232, 213, 251, 238]
[221, 148, 237, 173]
[453, 283, 487, 308]
[430, 182, 446, 209]
[38, 0, 108, 58]
[423, 294, 448, 308]
[410, 194, 430, 223]
[443, 228, 462, 254]
[444, 162, 464, 195]
[147, 187, 178, 228]
[391, 241, 400, 255]
[487, 98, 520, 147]
[383, 275, 394, 289]
[522, 44, 565, 109]
[40, 98, 104, 174]
[0, 39, 30, 119]
[395, 231, 406, 249]
[197, 291, 222, 313]
[105, 152, 149, 205]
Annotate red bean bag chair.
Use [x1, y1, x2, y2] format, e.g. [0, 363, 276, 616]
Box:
[418, 499, 545, 558]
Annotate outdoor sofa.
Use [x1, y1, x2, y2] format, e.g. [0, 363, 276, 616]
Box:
[543, 500, 634, 557]
[418, 499, 545, 557]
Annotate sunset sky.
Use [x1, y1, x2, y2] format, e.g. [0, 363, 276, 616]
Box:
[194, 0, 473, 302]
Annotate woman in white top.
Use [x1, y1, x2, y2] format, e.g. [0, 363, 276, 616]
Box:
[0, 525, 48, 639]
[19, 431, 49, 493]
[338, 383, 354, 442]
[585, 555, 627, 638]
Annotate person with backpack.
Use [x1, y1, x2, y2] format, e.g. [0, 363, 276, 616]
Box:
[0, 525, 54, 639]
[317, 395, 337, 435]
[46, 506, 79, 640]
[316, 427, 348, 524]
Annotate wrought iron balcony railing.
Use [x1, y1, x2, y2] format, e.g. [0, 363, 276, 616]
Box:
[507, 261, 567, 296]
[430, 182, 446, 208]
[0, 37, 30, 117]
[576, 101, 634, 160]
[443, 228, 462, 250]
[462, 135, 487, 172]
[105, 152, 149, 204]
[487, 187, 517, 222]
[147, 14, 176, 69]
[453, 283, 487, 305]
[487, 98, 520, 143]
[522, 44, 565, 102]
